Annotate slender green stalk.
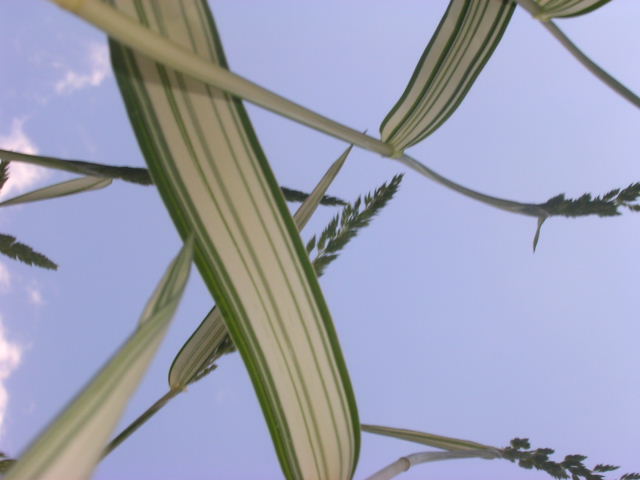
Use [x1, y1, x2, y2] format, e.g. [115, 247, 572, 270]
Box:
[50, 0, 392, 156]
[103, 388, 182, 459]
[398, 154, 547, 217]
[516, 0, 640, 109]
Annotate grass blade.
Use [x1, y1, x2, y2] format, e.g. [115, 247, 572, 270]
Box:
[361, 424, 499, 454]
[107, 2, 359, 478]
[0, 176, 111, 207]
[533, 0, 612, 19]
[0, 149, 152, 185]
[0, 149, 345, 205]
[5, 238, 193, 480]
[380, 0, 515, 151]
[168, 145, 352, 390]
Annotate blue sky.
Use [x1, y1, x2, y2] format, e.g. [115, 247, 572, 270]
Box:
[1, 1, 639, 479]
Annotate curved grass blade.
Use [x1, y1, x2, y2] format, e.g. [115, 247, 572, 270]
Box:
[49, 0, 579, 223]
[0, 176, 111, 207]
[361, 424, 499, 454]
[0, 149, 152, 185]
[107, 2, 359, 478]
[5, 238, 193, 480]
[380, 0, 515, 151]
[168, 145, 352, 389]
[49, 0, 392, 158]
[533, 0, 612, 19]
[0, 234, 58, 270]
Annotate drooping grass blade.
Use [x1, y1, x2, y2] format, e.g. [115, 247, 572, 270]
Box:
[5, 238, 193, 480]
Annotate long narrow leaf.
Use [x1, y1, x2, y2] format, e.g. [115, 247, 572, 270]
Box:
[107, 2, 359, 479]
[169, 145, 352, 389]
[0, 176, 111, 207]
[361, 424, 500, 455]
[0, 148, 152, 185]
[380, 0, 515, 151]
[534, 0, 612, 19]
[6, 238, 193, 480]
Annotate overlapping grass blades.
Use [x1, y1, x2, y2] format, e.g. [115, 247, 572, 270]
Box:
[107, 1, 358, 478]
[534, 0, 612, 19]
[380, 0, 515, 151]
[0, 176, 111, 207]
[5, 238, 193, 480]
[169, 145, 352, 390]
[0, 148, 347, 206]
[0, 148, 152, 185]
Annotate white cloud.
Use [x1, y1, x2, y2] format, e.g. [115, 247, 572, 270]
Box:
[0, 316, 22, 438]
[0, 119, 48, 200]
[54, 43, 110, 95]
[26, 286, 43, 306]
[0, 263, 10, 293]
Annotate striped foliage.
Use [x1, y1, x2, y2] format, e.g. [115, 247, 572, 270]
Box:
[169, 146, 352, 390]
[5, 239, 193, 480]
[0, 176, 111, 207]
[108, 1, 358, 479]
[534, 0, 612, 19]
[380, 0, 515, 151]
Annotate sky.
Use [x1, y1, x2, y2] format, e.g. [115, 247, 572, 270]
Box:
[0, 1, 639, 479]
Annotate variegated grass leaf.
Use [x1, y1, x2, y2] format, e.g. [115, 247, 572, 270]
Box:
[168, 144, 353, 390]
[5, 238, 193, 480]
[533, 0, 612, 20]
[107, 155, 401, 460]
[108, 1, 358, 478]
[379, 0, 516, 151]
[0, 176, 111, 208]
